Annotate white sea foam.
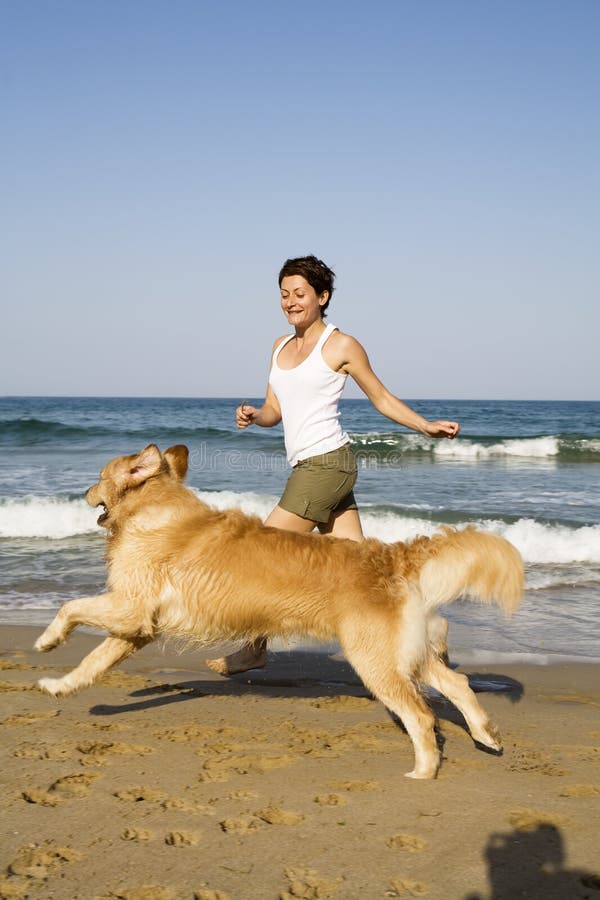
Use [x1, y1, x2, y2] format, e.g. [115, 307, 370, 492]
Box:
[350, 432, 564, 459]
[195, 489, 278, 521]
[356, 509, 600, 566]
[432, 436, 560, 459]
[0, 496, 98, 539]
[524, 566, 599, 591]
[2, 492, 599, 570]
[484, 518, 600, 565]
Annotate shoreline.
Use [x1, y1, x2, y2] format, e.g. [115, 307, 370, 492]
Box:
[2, 625, 599, 899]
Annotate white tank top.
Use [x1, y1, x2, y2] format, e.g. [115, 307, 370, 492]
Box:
[268, 323, 350, 466]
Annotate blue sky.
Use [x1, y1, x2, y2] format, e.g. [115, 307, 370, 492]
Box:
[2, 0, 598, 399]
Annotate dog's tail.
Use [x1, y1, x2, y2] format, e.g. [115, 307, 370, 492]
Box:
[415, 527, 524, 616]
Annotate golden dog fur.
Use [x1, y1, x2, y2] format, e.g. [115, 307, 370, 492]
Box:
[36, 444, 524, 779]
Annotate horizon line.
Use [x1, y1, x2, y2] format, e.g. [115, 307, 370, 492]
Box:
[1, 395, 599, 404]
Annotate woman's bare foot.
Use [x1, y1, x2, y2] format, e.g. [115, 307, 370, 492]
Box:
[206, 639, 268, 676]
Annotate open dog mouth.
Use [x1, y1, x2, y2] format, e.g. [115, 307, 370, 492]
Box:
[97, 504, 109, 525]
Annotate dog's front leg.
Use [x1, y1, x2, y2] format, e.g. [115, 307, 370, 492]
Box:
[35, 593, 139, 652]
[38, 635, 152, 697]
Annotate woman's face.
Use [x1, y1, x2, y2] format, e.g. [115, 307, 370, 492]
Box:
[280, 275, 328, 328]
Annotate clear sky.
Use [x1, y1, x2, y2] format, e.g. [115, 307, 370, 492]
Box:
[2, 0, 598, 400]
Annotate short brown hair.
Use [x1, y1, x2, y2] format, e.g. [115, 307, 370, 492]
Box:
[278, 255, 335, 318]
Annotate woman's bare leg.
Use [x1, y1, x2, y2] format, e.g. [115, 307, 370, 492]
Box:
[318, 507, 364, 541]
[206, 505, 317, 675]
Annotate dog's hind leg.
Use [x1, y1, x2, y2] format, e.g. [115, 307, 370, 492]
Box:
[419, 655, 502, 753]
[341, 628, 440, 779]
[38, 635, 152, 697]
[427, 614, 449, 665]
[35, 593, 144, 652]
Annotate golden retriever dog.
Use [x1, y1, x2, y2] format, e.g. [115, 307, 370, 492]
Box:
[35, 444, 524, 779]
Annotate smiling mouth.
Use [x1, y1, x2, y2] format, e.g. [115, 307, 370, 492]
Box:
[97, 504, 109, 525]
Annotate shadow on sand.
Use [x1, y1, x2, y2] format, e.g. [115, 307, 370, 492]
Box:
[465, 823, 600, 900]
[89, 649, 523, 740]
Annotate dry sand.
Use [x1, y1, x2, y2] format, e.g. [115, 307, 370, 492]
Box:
[1, 625, 599, 899]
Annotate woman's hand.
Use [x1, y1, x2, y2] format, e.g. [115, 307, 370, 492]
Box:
[236, 403, 258, 428]
[422, 420, 461, 439]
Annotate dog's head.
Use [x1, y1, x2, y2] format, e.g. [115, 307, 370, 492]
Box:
[86, 444, 189, 528]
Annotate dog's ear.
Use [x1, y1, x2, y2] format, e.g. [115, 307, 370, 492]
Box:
[164, 445, 189, 481]
[127, 445, 163, 487]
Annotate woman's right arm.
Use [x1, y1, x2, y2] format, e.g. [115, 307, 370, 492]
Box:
[235, 338, 284, 429]
[236, 383, 281, 428]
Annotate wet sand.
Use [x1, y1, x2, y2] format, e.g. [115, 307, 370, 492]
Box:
[1, 625, 599, 899]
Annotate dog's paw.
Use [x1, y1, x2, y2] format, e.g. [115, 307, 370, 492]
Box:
[404, 768, 437, 780]
[404, 748, 440, 780]
[38, 676, 70, 697]
[34, 632, 61, 653]
[472, 720, 503, 754]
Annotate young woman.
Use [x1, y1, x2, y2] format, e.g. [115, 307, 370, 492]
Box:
[207, 255, 460, 675]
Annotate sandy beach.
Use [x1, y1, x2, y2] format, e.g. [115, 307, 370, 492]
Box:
[1, 626, 599, 900]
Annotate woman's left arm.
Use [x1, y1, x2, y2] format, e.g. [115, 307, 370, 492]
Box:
[337, 334, 460, 439]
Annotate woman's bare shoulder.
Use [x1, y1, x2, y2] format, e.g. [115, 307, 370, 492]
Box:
[324, 329, 368, 370]
[328, 329, 365, 353]
[268, 334, 292, 361]
[271, 333, 291, 350]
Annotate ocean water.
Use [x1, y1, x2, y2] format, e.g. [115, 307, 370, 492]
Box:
[1, 396, 599, 664]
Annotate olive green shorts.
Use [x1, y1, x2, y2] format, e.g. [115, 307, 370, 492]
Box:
[279, 444, 358, 524]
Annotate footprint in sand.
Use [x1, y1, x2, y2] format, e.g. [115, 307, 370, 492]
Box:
[219, 815, 263, 834]
[200, 753, 297, 780]
[225, 789, 258, 801]
[14, 740, 73, 760]
[555, 743, 600, 763]
[96, 887, 178, 900]
[155, 723, 240, 743]
[327, 730, 391, 752]
[21, 772, 100, 806]
[0, 659, 33, 671]
[121, 828, 154, 842]
[314, 794, 347, 807]
[21, 789, 63, 807]
[508, 749, 567, 777]
[161, 797, 214, 815]
[51, 772, 101, 796]
[508, 808, 568, 830]
[306, 696, 372, 710]
[84, 721, 130, 733]
[386, 834, 427, 852]
[254, 806, 304, 825]
[331, 779, 379, 792]
[2, 710, 60, 726]
[0, 680, 35, 692]
[7, 844, 81, 880]
[77, 739, 154, 757]
[275, 725, 341, 758]
[446, 757, 490, 771]
[388, 876, 429, 896]
[0, 877, 26, 898]
[197, 770, 229, 784]
[164, 830, 201, 846]
[98, 671, 150, 690]
[114, 787, 167, 803]
[548, 692, 600, 708]
[281, 866, 343, 899]
[559, 784, 600, 798]
[200, 739, 277, 756]
[193, 891, 231, 900]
